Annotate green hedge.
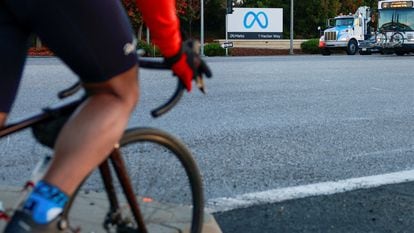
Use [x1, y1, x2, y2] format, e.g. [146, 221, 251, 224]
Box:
[137, 41, 228, 57]
[137, 40, 161, 57]
[300, 39, 320, 54]
[204, 43, 227, 56]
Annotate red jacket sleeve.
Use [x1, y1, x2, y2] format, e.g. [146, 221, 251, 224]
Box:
[136, 0, 182, 57]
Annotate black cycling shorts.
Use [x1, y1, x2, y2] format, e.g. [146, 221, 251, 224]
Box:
[0, 0, 138, 113]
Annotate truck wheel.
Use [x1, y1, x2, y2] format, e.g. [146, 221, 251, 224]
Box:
[346, 40, 358, 55]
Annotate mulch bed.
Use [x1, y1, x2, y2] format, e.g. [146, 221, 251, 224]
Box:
[28, 47, 54, 56]
[27, 47, 304, 57]
[230, 48, 303, 56]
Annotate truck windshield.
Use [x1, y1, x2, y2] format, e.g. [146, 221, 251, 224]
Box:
[335, 18, 354, 27]
[379, 9, 414, 31]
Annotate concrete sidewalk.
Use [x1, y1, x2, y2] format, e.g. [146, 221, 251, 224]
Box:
[0, 186, 222, 233]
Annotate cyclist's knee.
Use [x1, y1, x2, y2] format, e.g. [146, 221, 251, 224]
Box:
[83, 65, 139, 109]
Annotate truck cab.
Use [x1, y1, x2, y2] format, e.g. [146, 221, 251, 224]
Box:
[319, 7, 371, 55]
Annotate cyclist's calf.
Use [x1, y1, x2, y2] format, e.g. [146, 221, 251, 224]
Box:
[43, 65, 139, 196]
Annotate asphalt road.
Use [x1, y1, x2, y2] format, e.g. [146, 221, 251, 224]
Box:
[214, 181, 414, 233]
[0, 54, 413, 231]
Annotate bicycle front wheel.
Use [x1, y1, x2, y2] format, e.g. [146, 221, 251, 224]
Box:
[64, 127, 203, 233]
[116, 127, 204, 233]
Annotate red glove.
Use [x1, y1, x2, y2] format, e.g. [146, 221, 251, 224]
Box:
[165, 40, 212, 92]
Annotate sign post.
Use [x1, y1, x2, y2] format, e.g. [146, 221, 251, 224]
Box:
[200, 0, 205, 56]
[225, 14, 229, 56]
[225, 0, 233, 56]
[290, 0, 294, 54]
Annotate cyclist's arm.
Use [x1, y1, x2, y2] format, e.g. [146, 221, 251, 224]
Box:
[135, 0, 182, 57]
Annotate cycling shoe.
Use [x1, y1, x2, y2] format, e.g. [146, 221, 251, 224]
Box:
[4, 210, 71, 233]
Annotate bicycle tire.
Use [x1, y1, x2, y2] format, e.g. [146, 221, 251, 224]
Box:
[65, 127, 204, 233]
[391, 32, 404, 45]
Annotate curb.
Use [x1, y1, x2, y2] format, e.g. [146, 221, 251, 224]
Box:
[0, 186, 222, 233]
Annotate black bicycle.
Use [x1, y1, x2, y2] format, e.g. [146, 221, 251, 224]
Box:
[0, 58, 205, 233]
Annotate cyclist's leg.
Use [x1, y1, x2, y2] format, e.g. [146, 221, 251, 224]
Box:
[4, 0, 139, 229]
[6, 72, 139, 230]
[0, 2, 30, 129]
[26, 0, 139, 193]
[32, 0, 139, 195]
[44, 67, 139, 195]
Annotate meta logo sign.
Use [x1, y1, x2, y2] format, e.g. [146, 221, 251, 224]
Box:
[228, 8, 283, 39]
[243, 11, 269, 29]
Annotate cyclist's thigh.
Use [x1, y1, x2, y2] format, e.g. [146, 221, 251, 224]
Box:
[29, 0, 138, 83]
[0, 3, 29, 113]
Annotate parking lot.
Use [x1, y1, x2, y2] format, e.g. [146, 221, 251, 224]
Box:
[1, 54, 413, 232]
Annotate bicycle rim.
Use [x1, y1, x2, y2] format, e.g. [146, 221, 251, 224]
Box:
[64, 128, 204, 233]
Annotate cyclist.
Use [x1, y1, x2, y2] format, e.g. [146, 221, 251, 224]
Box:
[1, 0, 211, 232]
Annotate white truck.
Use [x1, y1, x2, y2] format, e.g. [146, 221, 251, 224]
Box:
[319, 6, 371, 55]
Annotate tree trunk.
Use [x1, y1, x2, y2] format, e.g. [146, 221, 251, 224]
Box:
[36, 37, 42, 49]
[137, 24, 143, 41]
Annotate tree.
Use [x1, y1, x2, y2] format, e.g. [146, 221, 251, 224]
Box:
[121, 0, 379, 41]
[121, 0, 143, 39]
[204, 0, 226, 39]
[121, 0, 198, 40]
[234, 0, 379, 38]
[178, 0, 202, 38]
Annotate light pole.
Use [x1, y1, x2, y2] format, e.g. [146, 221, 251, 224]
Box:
[200, 0, 205, 56]
[225, 0, 233, 56]
[290, 0, 294, 55]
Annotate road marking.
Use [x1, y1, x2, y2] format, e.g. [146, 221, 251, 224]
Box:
[350, 147, 413, 159]
[371, 87, 384, 91]
[207, 169, 414, 213]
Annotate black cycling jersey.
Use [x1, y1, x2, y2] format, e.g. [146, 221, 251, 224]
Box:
[0, 0, 138, 113]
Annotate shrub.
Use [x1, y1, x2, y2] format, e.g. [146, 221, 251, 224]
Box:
[204, 43, 227, 56]
[301, 39, 320, 54]
[137, 40, 161, 57]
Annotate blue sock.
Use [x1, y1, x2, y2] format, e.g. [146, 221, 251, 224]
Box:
[23, 181, 68, 224]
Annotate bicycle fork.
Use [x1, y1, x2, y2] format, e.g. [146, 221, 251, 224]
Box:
[100, 146, 148, 233]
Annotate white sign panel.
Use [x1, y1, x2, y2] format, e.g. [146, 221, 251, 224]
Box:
[228, 8, 283, 39]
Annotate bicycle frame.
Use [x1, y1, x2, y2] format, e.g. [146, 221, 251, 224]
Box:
[0, 100, 81, 138]
[0, 106, 151, 232]
[0, 57, 188, 233]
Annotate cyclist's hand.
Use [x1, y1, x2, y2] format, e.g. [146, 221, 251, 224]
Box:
[165, 40, 212, 92]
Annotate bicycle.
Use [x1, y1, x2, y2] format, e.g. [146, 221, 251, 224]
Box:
[0, 57, 205, 233]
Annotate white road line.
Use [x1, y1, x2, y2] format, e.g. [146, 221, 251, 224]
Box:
[350, 147, 414, 159]
[207, 169, 414, 213]
[371, 87, 384, 91]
